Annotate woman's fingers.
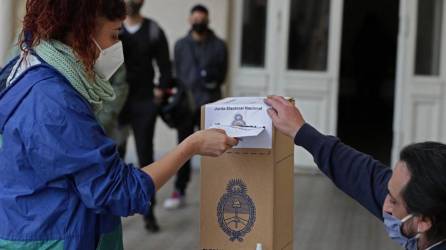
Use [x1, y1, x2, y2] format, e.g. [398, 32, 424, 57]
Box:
[209, 128, 226, 134]
[225, 136, 239, 147]
[193, 129, 238, 157]
[206, 128, 238, 147]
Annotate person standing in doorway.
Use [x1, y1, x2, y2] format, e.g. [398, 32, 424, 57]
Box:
[163, 4, 228, 209]
[119, 0, 173, 232]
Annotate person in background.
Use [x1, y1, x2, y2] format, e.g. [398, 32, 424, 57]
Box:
[266, 96, 446, 250]
[164, 4, 228, 210]
[0, 0, 237, 249]
[119, 0, 173, 232]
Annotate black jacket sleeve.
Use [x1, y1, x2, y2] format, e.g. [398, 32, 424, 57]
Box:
[153, 26, 173, 89]
[173, 41, 182, 85]
[205, 40, 228, 86]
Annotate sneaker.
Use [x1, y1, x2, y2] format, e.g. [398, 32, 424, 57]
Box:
[163, 191, 185, 210]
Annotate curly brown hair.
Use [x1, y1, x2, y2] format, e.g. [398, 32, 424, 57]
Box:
[20, 0, 126, 73]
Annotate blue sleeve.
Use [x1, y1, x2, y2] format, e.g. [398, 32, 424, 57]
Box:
[294, 123, 392, 219]
[25, 80, 155, 217]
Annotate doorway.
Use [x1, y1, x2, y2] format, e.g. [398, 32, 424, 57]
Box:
[231, 0, 345, 168]
[337, 0, 400, 165]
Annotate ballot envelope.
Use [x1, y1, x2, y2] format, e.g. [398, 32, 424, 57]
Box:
[200, 97, 294, 250]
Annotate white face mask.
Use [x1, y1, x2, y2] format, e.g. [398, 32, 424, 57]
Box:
[93, 39, 124, 80]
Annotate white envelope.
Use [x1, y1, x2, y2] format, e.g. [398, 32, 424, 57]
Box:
[204, 97, 273, 149]
[210, 124, 265, 138]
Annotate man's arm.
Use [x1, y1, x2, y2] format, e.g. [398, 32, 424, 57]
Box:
[266, 96, 392, 219]
[295, 123, 391, 219]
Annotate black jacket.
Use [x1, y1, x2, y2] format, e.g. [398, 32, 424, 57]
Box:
[120, 18, 172, 100]
[174, 30, 227, 108]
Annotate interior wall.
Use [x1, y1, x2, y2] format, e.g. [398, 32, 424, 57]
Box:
[0, 0, 19, 65]
[141, 0, 229, 52]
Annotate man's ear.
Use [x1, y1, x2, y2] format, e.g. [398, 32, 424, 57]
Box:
[417, 216, 432, 234]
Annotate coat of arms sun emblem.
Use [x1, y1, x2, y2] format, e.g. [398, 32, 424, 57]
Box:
[217, 179, 256, 242]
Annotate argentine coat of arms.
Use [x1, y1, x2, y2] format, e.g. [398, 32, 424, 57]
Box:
[217, 179, 256, 242]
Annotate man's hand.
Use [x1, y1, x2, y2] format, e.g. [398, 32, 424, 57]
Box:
[265, 95, 305, 138]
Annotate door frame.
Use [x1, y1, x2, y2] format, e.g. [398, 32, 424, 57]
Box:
[276, 0, 344, 135]
[229, 0, 344, 168]
[392, 0, 446, 165]
[229, 0, 446, 169]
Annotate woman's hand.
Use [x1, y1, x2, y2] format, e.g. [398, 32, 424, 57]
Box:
[187, 129, 238, 157]
[143, 129, 237, 190]
[265, 95, 305, 138]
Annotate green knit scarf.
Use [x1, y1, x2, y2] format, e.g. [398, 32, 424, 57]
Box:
[34, 40, 116, 112]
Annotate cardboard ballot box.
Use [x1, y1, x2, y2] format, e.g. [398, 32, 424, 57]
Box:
[200, 97, 294, 250]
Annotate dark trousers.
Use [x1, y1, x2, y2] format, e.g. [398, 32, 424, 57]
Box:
[119, 98, 158, 217]
[174, 110, 200, 196]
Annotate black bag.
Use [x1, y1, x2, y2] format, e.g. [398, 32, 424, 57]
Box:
[159, 82, 195, 129]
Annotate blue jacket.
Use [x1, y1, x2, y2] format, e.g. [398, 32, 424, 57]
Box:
[295, 124, 446, 249]
[0, 55, 155, 250]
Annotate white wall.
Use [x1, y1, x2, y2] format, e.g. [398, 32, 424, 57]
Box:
[0, 0, 16, 65]
[141, 0, 229, 52]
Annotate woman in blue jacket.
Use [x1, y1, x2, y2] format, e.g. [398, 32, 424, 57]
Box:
[0, 0, 237, 249]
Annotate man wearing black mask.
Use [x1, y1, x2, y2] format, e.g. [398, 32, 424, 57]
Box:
[120, 0, 173, 232]
[163, 4, 228, 210]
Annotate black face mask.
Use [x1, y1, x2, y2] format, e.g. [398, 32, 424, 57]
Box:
[127, 1, 143, 16]
[192, 22, 208, 34]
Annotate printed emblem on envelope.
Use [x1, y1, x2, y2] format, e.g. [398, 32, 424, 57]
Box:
[231, 114, 246, 127]
[217, 179, 256, 242]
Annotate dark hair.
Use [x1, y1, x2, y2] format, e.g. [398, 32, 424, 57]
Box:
[400, 142, 446, 243]
[20, 0, 126, 74]
[190, 4, 209, 15]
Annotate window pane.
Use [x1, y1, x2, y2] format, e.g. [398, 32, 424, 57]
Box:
[241, 0, 268, 67]
[415, 0, 443, 76]
[287, 0, 330, 71]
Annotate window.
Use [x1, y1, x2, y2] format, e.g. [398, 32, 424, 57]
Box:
[415, 0, 443, 76]
[241, 0, 268, 67]
[287, 0, 330, 71]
